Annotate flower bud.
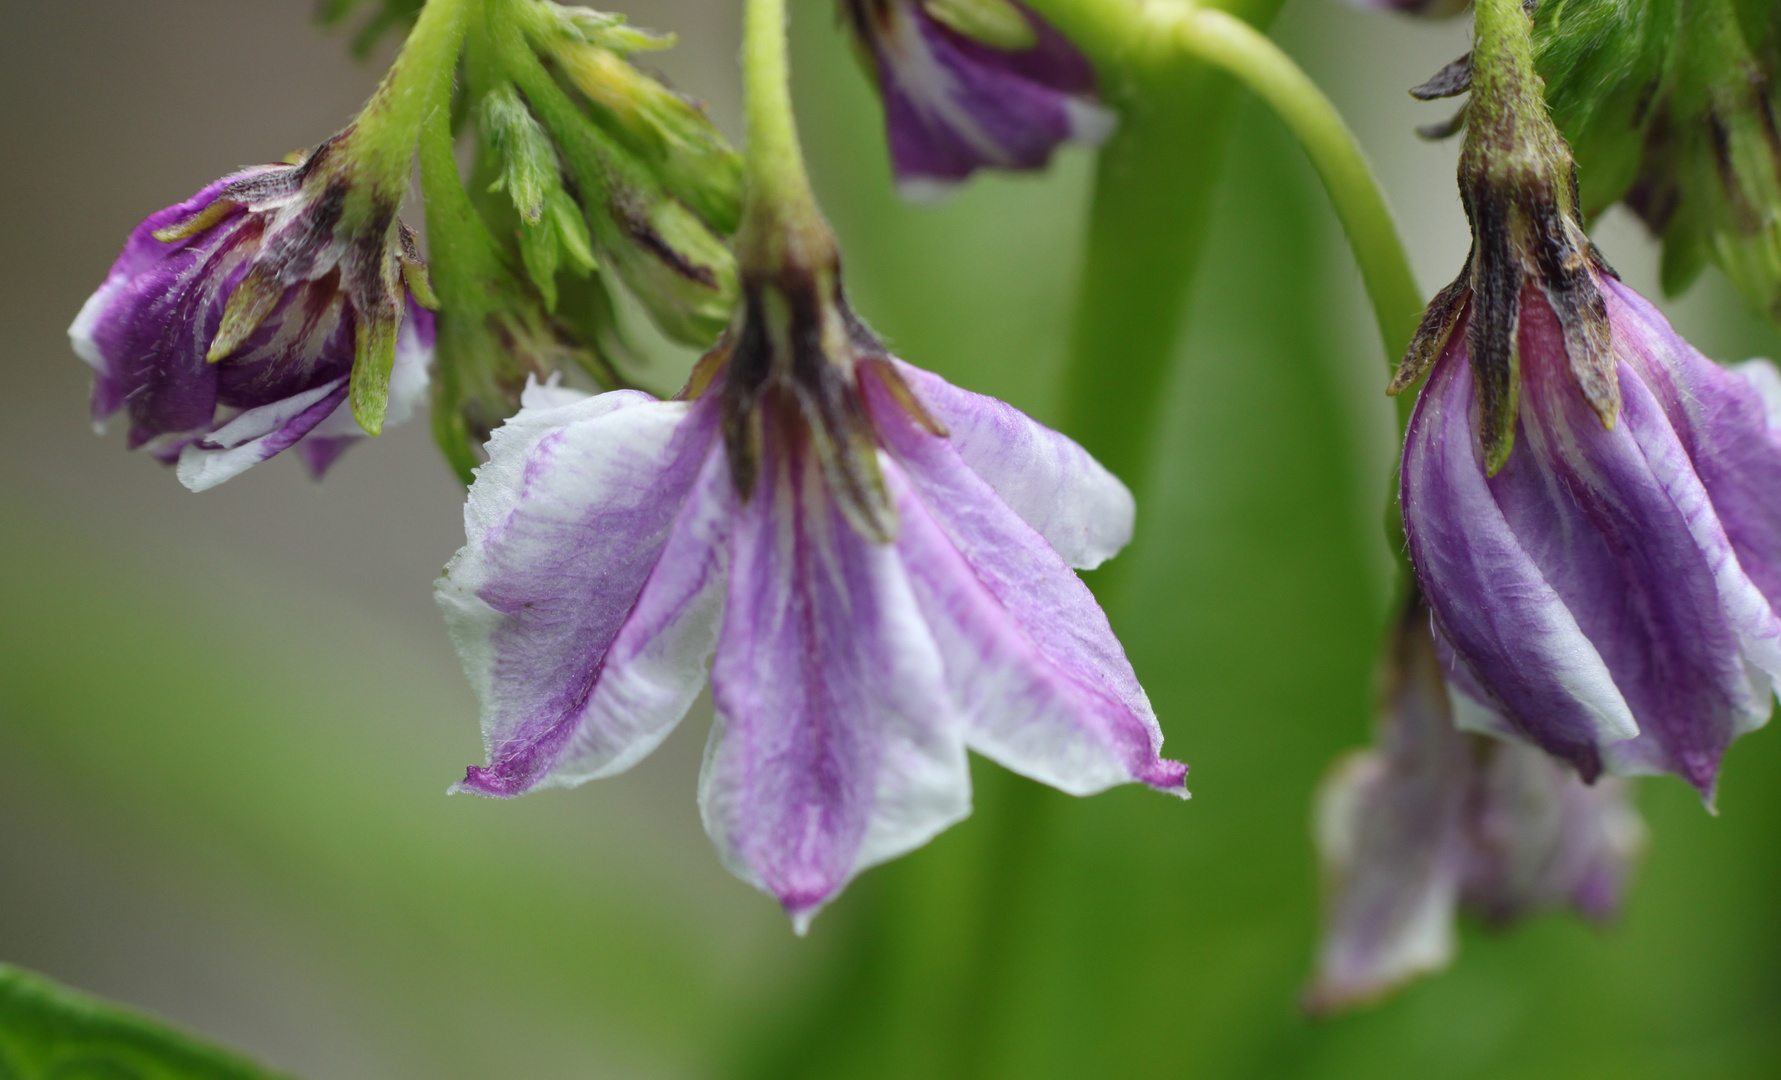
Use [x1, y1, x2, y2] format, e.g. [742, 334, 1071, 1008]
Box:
[70, 136, 435, 489]
[479, 84, 600, 312]
[529, 7, 745, 234]
[496, 15, 740, 347]
[840, 0, 1115, 197]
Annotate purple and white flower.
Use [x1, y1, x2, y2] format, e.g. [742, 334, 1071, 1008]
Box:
[840, 0, 1115, 198]
[1400, 276, 1781, 796]
[70, 137, 435, 491]
[1306, 597, 1644, 1013]
[438, 274, 1185, 929]
[1392, 0, 1781, 798]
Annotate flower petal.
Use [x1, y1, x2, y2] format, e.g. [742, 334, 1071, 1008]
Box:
[291, 301, 436, 479]
[869, 381, 1185, 795]
[439, 391, 718, 797]
[1401, 328, 1638, 778]
[176, 377, 349, 492]
[859, 0, 1111, 193]
[699, 447, 969, 930]
[888, 359, 1133, 569]
[1460, 740, 1645, 924]
[1606, 280, 1781, 645]
[1503, 292, 1781, 792]
[548, 446, 734, 786]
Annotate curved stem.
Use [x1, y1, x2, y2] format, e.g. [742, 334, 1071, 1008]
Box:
[1173, 6, 1422, 364]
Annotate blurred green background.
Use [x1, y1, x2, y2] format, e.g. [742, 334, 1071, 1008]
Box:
[2, 1, 1779, 1077]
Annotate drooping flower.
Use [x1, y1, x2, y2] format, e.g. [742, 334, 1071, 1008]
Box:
[1392, 0, 1781, 797]
[437, 260, 1185, 929]
[1306, 595, 1644, 1014]
[70, 137, 436, 491]
[840, 0, 1115, 198]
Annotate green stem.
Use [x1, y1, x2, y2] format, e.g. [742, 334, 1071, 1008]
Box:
[738, 0, 832, 267]
[349, 0, 480, 201]
[1173, 6, 1422, 364]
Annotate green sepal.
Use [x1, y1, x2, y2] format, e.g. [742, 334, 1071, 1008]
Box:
[493, 8, 739, 347]
[480, 83, 557, 225]
[0, 963, 295, 1080]
[921, 0, 1038, 51]
[349, 305, 401, 435]
[521, 1, 744, 234]
[528, 2, 676, 55]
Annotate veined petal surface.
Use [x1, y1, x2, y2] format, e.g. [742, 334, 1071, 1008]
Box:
[870, 375, 1185, 795]
[890, 359, 1133, 569]
[699, 443, 969, 930]
[440, 392, 720, 796]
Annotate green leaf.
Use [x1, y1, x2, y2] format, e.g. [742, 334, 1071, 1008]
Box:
[0, 965, 295, 1080]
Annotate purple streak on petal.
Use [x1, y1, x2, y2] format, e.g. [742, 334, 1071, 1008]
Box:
[1506, 291, 1780, 792]
[545, 446, 734, 786]
[700, 438, 968, 929]
[1400, 310, 1636, 779]
[440, 392, 720, 798]
[888, 359, 1134, 569]
[1606, 280, 1781, 628]
[863, 0, 1112, 188]
[290, 296, 436, 479]
[176, 377, 350, 492]
[867, 371, 1185, 794]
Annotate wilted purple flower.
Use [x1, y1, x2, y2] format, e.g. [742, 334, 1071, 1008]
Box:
[840, 0, 1115, 197]
[438, 268, 1185, 929]
[69, 136, 436, 491]
[1306, 597, 1644, 1013]
[1392, 0, 1781, 797]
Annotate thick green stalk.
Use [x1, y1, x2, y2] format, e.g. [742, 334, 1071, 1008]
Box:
[349, 0, 479, 204]
[738, 0, 835, 271]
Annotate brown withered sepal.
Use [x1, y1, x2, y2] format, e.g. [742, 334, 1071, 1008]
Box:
[1393, 36, 1620, 475]
[682, 253, 943, 544]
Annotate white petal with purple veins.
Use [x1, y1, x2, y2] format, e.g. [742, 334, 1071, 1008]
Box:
[440, 392, 718, 796]
[890, 359, 1133, 570]
[176, 378, 349, 492]
[699, 451, 969, 930]
[870, 384, 1185, 794]
[549, 448, 734, 786]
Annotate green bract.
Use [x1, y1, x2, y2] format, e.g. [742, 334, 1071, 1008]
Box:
[1534, 0, 1781, 318]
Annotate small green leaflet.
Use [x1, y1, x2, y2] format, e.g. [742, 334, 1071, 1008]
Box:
[0, 965, 294, 1080]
